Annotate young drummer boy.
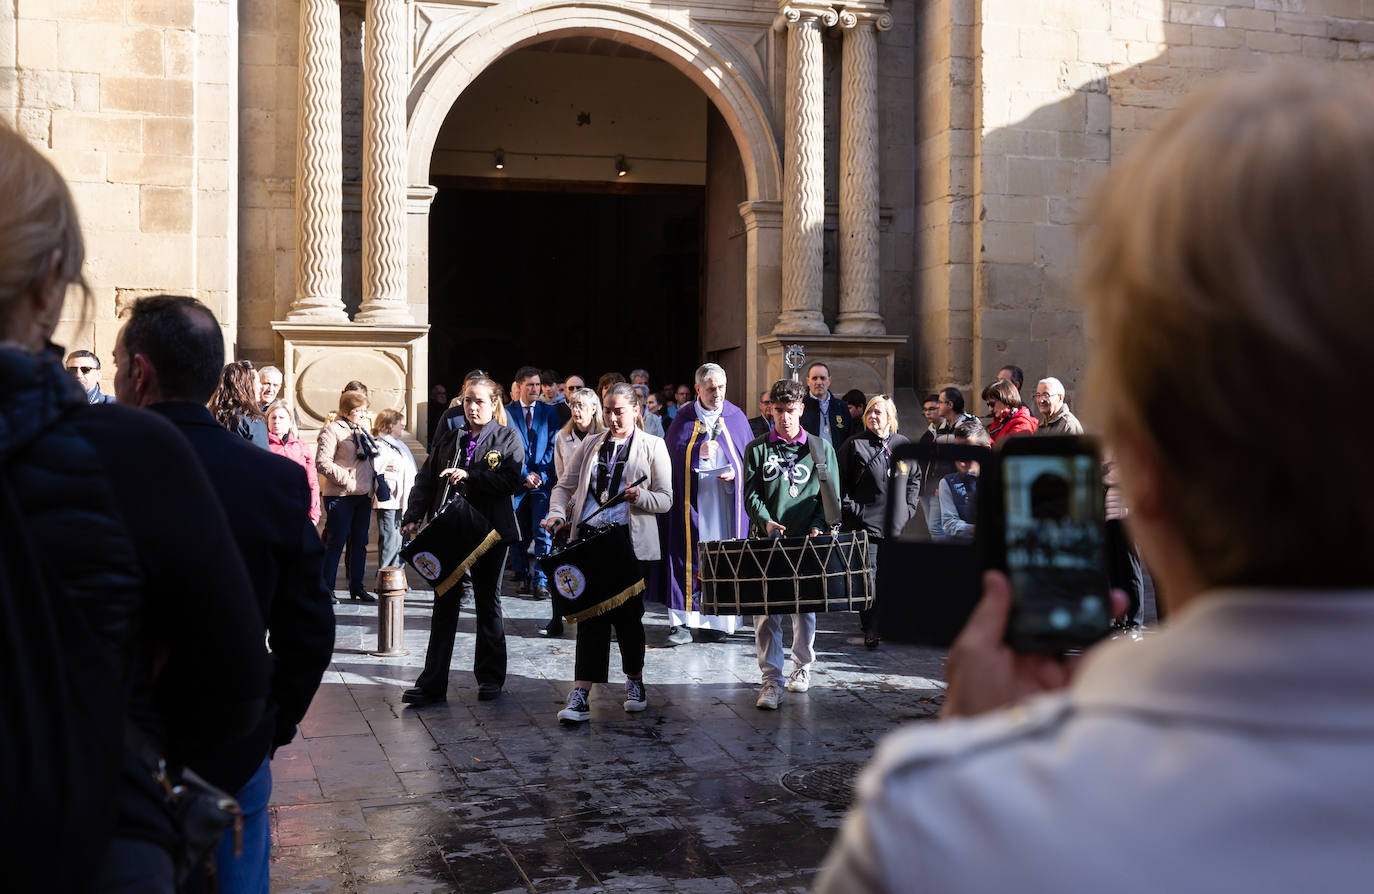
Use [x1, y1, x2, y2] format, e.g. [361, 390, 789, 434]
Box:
[743, 378, 841, 710]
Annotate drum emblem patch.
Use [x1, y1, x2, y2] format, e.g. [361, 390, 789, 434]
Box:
[413, 551, 442, 581]
[553, 564, 587, 600]
[485, 449, 501, 470]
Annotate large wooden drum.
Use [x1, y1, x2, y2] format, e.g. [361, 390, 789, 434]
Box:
[698, 531, 873, 615]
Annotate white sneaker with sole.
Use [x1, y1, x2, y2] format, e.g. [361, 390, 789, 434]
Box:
[557, 687, 590, 723]
[756, 681, 782, 710]
[624, 679, 648, 713]
[786, 665, 811, 693]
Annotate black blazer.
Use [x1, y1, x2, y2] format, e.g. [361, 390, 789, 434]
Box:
[836, 430, 921, 539]
[406, 421, 525, 544]
[801, 391, 854, 447]
[748, 415, 773, 438]
[151, 401, 335, 793]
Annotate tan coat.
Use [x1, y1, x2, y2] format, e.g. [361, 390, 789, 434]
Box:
[546, 429, 673, 560]
[315, 419, 377, 497]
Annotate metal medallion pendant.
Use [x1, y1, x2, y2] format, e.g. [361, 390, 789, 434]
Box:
[600, 490, 609, 505]
[789, 484, 800, 499]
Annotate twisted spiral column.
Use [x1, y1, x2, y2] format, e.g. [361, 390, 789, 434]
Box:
[290, 0, 346, 322]
[836, 10, 891, 335]
[775, 4, 835, 336]
[358, 0, 414, 324]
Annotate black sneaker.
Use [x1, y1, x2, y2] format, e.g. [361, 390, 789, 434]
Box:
[557, 687, 590, 723]
[623, 679, 648, 713]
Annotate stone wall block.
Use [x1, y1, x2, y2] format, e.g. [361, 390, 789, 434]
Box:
[129, 0, 195, 28]
[979, 221, 1035, 264]
[1246, 31, 1301, 53]
[57, 24, 163, 77]
[106, 152, 194, 186]
[1168, 4, 1226, 28]
[974, 309, 1033, 342]
[979, 263, 1044, 309]
[1302, 0, 1362, 18]
[1276, 15, 1331, 38]
[69, 181, 140, 232]
[45, 148, 106, 182]
[17, 19, 59, 70]
[19, 70, 75, 110]
[139, 185, 192, 233]
[51, 112, 142, 153]
[1303, 36, 1340, 59]
[143, 116, 194, 156]
[1224, 8, 1276, 31]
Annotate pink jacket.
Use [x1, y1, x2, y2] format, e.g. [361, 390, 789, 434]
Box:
[268, 431, 322, 523]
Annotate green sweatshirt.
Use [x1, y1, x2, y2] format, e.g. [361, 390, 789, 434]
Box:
[743, 430, 840, 537]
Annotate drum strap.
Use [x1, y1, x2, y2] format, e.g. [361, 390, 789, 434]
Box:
[806, 435, 842, 531]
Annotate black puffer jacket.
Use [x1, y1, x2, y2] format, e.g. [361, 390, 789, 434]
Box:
[0, 345, 269, 855]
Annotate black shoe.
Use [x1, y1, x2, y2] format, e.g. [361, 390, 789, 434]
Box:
[692, 629, 729, 643]
[533, 584, 551, 601]
[477, 683, 502, 701]
[351, 590, 378, 603]
[539, 619, 564, 637]
[401, 688, 446, 707]
[864, 632, 881, 650]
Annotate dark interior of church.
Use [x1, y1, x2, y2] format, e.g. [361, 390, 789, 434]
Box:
[428, 183, 703, 397]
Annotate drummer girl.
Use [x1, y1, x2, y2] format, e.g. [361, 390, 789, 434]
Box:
[542, 382, 673, 723]
[400, 376, 526, 706]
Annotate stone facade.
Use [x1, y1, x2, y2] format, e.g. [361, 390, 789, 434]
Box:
[5, 0, 1374, 437]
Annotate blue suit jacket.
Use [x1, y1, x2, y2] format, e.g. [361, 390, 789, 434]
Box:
[505, 400, 559, 491]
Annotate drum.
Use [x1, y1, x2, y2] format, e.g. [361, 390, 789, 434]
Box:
[697, 531, 873, 615]
[546, 525, 644, 624]
[399, 492, 500, 597]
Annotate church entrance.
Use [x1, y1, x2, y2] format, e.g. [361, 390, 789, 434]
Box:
[424, 38, 748, 399]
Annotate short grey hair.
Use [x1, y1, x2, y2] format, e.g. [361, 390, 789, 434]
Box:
[694, 362, 726, 385]
[632, 383, 650, 401]
[630, 368, 650, 381]
[1037, 376, 1066, 397]
[260, 364, 283, 381]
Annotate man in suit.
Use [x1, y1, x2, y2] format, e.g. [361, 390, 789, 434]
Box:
[507, 365, 560, 599]
[749, 389, 775, 437]
[800, 361, 853, 447]
[113, 294, 335, 894]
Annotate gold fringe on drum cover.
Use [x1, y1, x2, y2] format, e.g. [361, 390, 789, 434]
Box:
[434, 528, 501, 597]
[564, 578, 644, 624]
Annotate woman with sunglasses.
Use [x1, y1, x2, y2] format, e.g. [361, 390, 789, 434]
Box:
[836, 394, 920, 648]
[982, 378, 1038, 445]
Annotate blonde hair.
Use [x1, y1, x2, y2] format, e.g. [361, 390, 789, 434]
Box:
[1080, 68, 1374, 587]
[559, 386, 606, 438]
[264, 399, 299, 439]
[372, 407, 404, 437]
[465, 377, 508, 427]
[861, 394, 898, 438]
[0, 123, 91, 332]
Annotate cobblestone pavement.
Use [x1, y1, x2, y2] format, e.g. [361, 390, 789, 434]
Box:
[270, 575, 949, 893]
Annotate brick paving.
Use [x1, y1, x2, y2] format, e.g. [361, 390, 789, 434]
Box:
[269, 575, 949, 893]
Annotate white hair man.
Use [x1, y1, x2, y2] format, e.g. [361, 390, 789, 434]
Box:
[1033, 377, 1083, 436]
[656, 363, 752, 644]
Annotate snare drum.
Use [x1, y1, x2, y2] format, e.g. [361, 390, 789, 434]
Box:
[546, 525, 645, 623]
[698, 531, 872, 615]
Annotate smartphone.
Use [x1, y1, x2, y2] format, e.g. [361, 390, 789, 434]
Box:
[984, 435, 1114, 653]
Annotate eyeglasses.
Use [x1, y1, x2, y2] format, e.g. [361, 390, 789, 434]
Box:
[1034, 392, 1056, 400]
[67, 365, 96, 374]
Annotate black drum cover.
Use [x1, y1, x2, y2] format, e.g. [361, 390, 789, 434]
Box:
[546, 525, 645, 623]
[399, 491, 500, 597]
[698, 531, 873, 615]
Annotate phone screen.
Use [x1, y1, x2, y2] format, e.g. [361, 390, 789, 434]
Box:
[1002, 451, 1112, 646]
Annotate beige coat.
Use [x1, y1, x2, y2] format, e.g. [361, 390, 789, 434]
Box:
[546, 428, 672, 560]
[816, 589, 1374, 894]
[316, 419, 377, 497]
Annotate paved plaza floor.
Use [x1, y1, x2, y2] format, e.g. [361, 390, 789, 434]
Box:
[269, 577, 950, 893]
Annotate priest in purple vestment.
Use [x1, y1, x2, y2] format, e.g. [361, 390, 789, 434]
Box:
[654, 362, 755, 643]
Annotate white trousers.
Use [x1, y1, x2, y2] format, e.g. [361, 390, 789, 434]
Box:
[754, 613, 816, 684]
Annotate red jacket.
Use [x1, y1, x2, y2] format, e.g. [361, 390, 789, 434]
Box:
[268, 431, 322, 523]
[989, 405, 1038, 444]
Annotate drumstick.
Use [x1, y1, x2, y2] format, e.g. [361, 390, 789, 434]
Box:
[580, 474, 648, 527]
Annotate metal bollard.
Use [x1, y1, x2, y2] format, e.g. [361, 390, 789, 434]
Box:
[371, 566, 410, 657]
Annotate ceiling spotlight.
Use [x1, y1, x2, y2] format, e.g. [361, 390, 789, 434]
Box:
[615, 155, 628, 177]
[494, 148, 504, 170]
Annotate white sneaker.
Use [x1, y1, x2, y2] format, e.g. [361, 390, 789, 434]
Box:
[756, 681, 782, 710]
[786, 666, 811, 693]
[557, 687, 590, 723]
[624, 679, 648, 713]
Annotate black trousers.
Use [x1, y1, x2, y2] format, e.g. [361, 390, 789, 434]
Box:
[857, 540, 881, 634]
[1104, 519, 1145, 626]
[415, 546, 507, 694]
[572, 560, 652, 683]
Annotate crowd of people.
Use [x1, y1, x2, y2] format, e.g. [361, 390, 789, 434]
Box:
[7, 68, 1373, 892]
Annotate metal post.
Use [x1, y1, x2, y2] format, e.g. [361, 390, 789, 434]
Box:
[372, 566, 410, 657]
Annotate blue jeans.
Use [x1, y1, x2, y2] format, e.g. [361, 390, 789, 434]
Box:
[375, 507, 402, 569]
[323, 494, 371, 594]
[214, 755, 272, 894]
[511, 487, 552, 586]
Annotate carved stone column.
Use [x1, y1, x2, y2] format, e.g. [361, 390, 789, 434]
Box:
[290, 0, 346, 322]
[358, 0, 413, 324]
[775, 3, 836, 336]
[836, 7, 891, 335]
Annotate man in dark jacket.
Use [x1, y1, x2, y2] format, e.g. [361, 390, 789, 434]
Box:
[800, 361, 854, 447]
[65, 348, 116, 403]
[114, 294, 335, 893]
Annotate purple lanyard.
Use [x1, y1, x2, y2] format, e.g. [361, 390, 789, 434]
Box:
[461, 423, 496, 469]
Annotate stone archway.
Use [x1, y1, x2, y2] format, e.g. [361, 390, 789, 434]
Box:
[404, 1, 785, 401]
